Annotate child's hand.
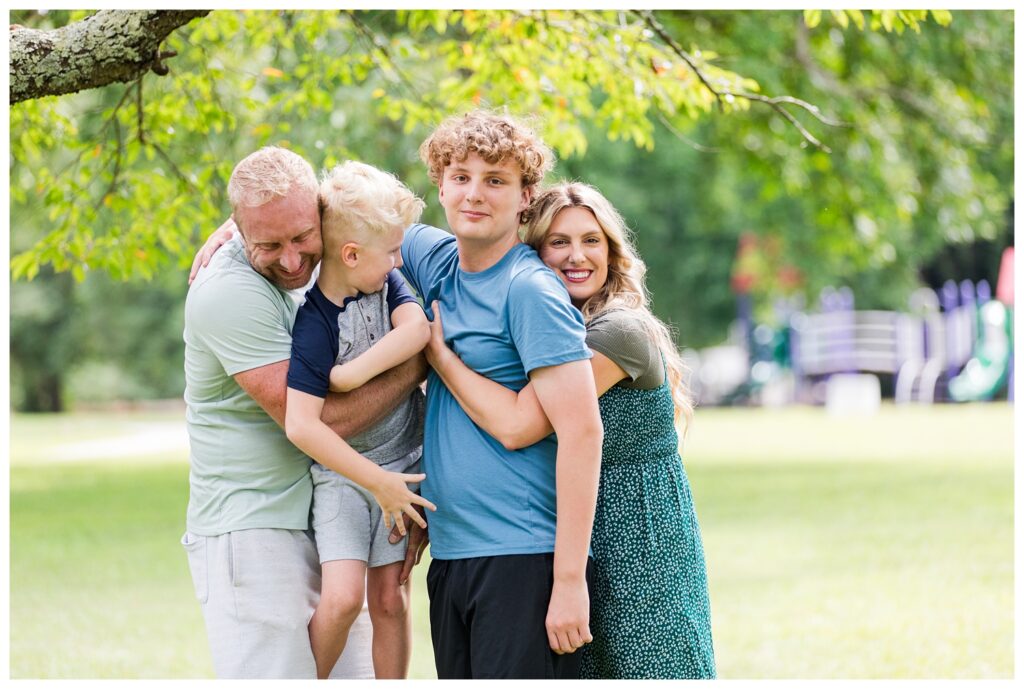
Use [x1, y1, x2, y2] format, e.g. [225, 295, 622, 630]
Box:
[369, 470, 437, 536]
[329, 362, 362, 392]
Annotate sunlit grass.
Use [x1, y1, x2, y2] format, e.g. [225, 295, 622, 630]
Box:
[686, 403, 1013, 678]
[8, 404, 1014, 678]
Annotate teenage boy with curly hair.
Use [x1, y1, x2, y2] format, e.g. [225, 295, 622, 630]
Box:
[399, 111, 603, 679]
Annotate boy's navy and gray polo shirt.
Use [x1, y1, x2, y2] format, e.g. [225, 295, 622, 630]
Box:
[287, 270, 424, 466]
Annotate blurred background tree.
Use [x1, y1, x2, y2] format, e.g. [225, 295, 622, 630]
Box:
[8, 9, 1012, 410]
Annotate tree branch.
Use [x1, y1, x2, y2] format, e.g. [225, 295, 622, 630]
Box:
[52, 81, 135, 182]
[345, 11, 423, 101]
[793, 18, 851, 98]
[93, 113, 124, 213]
[656, 112, 720, 153]
[635, 9, 846, 151]
[136, 78, 146, 144]
[9, 10, 209, 104]
[635, 10, 726, 110]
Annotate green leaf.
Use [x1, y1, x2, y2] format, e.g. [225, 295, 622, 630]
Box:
[880, 10, 895, 32]
[10, 252, 39, 281]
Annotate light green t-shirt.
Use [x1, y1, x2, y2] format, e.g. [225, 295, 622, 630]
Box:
[183, 236, 313, 535]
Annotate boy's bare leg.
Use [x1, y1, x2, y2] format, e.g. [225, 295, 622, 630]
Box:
[310, 559, 368, 680]
[366, 561, 412, 678]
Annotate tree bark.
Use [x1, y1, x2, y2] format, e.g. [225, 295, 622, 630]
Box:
[9, 10, 210, 104]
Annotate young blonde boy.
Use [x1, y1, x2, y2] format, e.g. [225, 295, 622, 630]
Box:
[284, 161, 433, 679]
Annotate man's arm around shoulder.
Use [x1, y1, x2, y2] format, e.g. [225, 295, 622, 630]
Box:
[236, 353, 427, 437]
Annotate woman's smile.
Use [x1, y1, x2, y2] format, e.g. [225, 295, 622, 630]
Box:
[562, 269, 593, 283]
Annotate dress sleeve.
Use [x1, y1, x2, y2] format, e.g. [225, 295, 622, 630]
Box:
[585, 310, 665, 389]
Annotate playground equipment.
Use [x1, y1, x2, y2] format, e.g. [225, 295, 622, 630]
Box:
[690, 237, 1013, 408]
[948, 247, 1014, 402]
[948, 300, 1012, 401]
[789, 288, 910, 410]
[893, 288, 947, 404]
[788, 275, 1013, 406]
[692, 273, 1013, 408]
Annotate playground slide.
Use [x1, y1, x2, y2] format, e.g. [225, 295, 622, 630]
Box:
[948, 300, 1012, 402]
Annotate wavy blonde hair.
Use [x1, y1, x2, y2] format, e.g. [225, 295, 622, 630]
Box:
[523, 182, 694, 432]
[419, 110, 553, 190]
[319, 161, 425, 253]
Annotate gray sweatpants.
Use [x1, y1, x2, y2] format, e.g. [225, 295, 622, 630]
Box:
[181, 528, 373, 679]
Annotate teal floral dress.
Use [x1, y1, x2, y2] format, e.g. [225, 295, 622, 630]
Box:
[579, 315, 715, 679]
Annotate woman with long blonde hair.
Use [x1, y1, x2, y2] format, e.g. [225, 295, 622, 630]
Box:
[426, 181, 715, 679]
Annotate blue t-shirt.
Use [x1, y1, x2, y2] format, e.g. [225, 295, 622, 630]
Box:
[288, 270, 416, 398]
[400, 223, 592, 559]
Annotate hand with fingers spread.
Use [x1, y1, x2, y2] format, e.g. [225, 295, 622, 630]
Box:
[368, 469, 436, 536]
[545, 577, 593, 655]
[189, 216, 237, 284]
[389, 507, 431, 585]
[388, 511, 412, 546]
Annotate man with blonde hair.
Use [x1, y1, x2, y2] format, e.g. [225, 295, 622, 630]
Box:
[182, 147, 425, 679]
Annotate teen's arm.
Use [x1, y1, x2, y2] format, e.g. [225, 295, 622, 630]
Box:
[189, 216, 236, 283]
[530, 360, 603, 655]
[284, 387, 436, 533]
[235, 353, 426, 438]
[426, 300, 626, 448]
[330, 303, 430, 392]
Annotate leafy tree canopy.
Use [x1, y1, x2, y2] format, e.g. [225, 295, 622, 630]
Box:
[12, 9, 1015, 412]
[10, 9, 956, 282]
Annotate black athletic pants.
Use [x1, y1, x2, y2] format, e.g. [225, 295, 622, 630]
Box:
[426, 553, 594, 679]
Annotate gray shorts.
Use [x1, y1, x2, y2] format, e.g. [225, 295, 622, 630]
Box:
[311, 449, 422, 567]
[180, 528, 373, 679]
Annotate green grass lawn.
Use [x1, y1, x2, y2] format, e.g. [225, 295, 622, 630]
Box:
[8, 403, 1014, 678]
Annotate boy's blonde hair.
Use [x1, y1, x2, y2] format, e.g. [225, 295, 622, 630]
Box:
[319, 161, 425, 253]
[419, 110, 553, 190]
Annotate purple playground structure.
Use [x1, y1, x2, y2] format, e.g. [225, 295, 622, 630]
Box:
[687, 247, 1014, 410]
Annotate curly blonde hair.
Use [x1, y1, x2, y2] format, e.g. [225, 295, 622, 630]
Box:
[419, 110, 554, 190]
[319, 161, 425, 252]
[523, 182, 695, 432]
